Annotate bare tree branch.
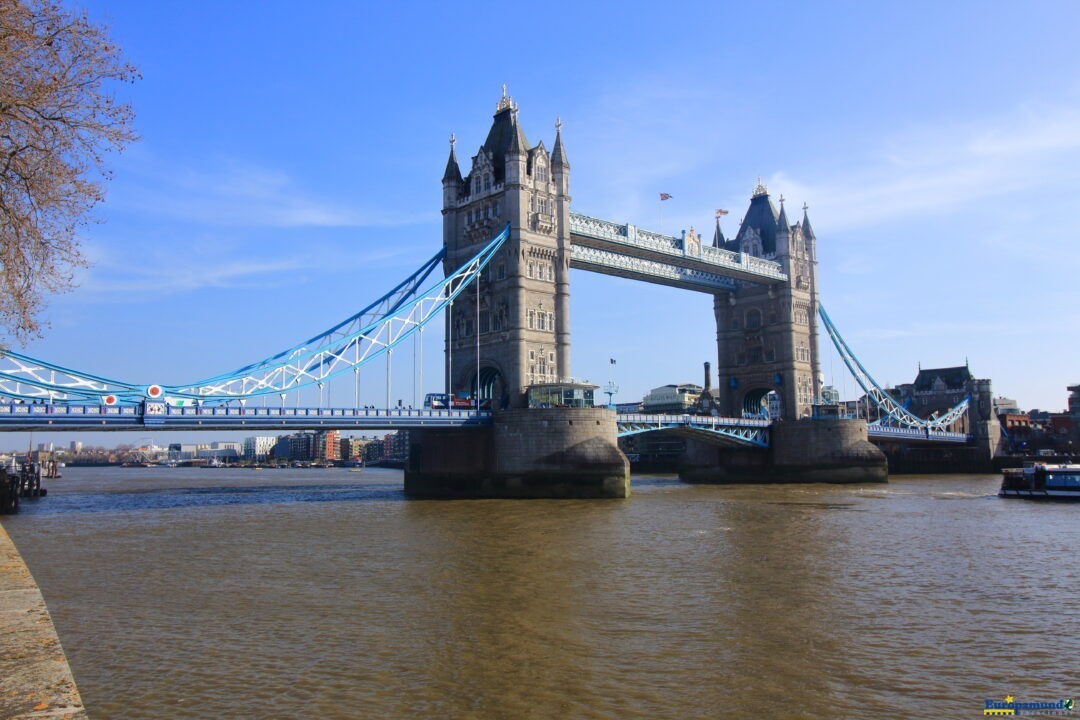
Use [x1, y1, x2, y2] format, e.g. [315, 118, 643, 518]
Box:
[0, 0, 138, 343]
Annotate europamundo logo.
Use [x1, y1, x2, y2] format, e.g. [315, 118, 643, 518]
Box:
[984, 695, 1075, 716]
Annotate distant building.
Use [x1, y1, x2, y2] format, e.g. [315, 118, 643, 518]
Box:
[314, 430, 339, 462]
[269, 433, 315, 461]
[1069, 384, 1080, 445]
[614, 401, 642, 414]
[340, 436, 368, 461]
[243, 436, 277, 462]
[1049, 413, 1072, 439]
[69, 440, 82, 454]
[364, 439, 384, 463]
[993, 397, 1019, 415]
[1000, 412, 1031, 434]
[766, 391, 783, 420]
[889, 364, 994, 434]
[642, 384, 703, 414]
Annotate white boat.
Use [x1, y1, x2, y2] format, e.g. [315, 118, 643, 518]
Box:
[1000, 464, 1080, 501]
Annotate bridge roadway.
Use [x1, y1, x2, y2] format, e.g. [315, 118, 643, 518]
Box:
[0, 402, 492, 432]
[0, 403, 971, 447]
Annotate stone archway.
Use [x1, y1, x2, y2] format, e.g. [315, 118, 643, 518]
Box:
[471, 365, 506, 409]
[742, 387, 781, 418]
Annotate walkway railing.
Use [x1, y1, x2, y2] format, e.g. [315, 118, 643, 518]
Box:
[569, 211, 787, 283]
[616, 413, 771, 447]
[866, 425, 970, 443]
[0, 403, 493, 431]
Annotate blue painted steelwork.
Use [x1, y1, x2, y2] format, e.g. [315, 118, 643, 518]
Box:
[0, 401, 492, 432]
[866, 425, 970, 443]
[818, 304, 970, 431]
[0, 225, 510, 405]
[616, 413, 771, 448]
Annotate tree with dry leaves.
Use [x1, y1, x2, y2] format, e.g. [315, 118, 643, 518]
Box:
[0, 0, 137, 342]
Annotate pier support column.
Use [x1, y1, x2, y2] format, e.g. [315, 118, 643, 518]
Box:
[405, 408, 630, 498]
[680, 418, 887, 484]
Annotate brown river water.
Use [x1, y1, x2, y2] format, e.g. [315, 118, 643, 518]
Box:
[3, 468, 1078, 719]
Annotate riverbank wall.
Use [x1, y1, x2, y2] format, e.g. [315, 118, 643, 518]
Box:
[0, 522, 87, 719]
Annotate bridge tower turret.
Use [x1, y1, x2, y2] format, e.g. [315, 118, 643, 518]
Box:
[441, 89, 572, 408]
[712, 183, 821, 420]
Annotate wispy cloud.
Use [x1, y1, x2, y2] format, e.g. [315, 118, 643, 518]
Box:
[110, 150, 431, 229]
[854, 319, 1019, 341]
[72, 231, 419, 299]
[769, 100, 1080, 232]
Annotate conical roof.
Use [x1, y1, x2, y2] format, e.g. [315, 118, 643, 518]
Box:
[712, 217, 725, 247]
[802, 205, 815, 239]
[442, 139, 462, 184]
[552, 122, 569, 167]
[776, 200, 790, 235]
[481, 103, 529, 182]
[735, 190, 779, 254]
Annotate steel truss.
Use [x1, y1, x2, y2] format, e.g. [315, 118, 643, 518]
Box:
[617, 414, 771, 448]
[0, 225, 510, 405]
[818, 305, 969, 431]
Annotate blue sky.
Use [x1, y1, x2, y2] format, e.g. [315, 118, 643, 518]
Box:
[11, 0, 1080, 449]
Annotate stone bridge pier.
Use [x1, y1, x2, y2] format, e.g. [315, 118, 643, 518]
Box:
[680, 416, 887, 484]
[404, 408, 629, 499]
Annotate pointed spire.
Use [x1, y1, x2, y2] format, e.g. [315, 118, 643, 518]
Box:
[552, 117, 569, 168]
[712, 217, 725, 247]
[496, 83, 514, 112]
[507, 111, 526, 156]
[776, 194, 790, 235]
[752, 176, 768, 197]
[801, 202, 815, 240]
[442, 132, 462, 184]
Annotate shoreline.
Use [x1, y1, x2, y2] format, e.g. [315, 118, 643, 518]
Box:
[0, 522, 87, 719]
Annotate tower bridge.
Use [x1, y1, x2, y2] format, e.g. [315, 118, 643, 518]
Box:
[0, 89, 998, 498]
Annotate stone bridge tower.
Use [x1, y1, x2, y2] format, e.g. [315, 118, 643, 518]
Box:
[712, 182, 822, 420]
[441, 89, 571, 409]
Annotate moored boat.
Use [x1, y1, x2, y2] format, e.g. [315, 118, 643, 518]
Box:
[1000, 464, 1080, 501]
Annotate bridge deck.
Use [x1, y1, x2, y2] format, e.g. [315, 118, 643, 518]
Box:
[0, 404, 492, 432]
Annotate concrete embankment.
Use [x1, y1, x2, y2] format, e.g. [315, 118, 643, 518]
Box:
[0, 523, 87, 719]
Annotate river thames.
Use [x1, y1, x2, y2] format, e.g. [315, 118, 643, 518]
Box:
[3, 468, 1077, 719]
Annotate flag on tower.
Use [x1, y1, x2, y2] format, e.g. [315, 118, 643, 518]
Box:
[659, 193, 673, 201]
[715, 209, 729, 217]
